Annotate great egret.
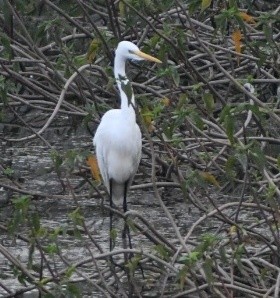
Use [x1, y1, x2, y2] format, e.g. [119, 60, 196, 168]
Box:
[93, 41, 161, 250]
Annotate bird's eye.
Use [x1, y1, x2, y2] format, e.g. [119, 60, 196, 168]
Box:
[128, 50, 134, 54]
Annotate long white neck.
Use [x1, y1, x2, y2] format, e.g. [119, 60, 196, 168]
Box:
[114, 55, 136, 116]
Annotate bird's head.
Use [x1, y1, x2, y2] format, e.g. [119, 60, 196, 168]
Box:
[116, 41, 161, 63]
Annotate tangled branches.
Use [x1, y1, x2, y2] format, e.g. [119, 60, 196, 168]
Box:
[0, 0, 280, 297]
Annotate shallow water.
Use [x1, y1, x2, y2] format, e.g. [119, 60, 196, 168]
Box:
[0, 122, 207, 297]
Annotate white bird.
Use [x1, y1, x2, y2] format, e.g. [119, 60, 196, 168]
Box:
[93, 41, 161, 249]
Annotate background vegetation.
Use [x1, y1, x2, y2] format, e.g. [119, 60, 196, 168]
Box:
[0, 0, 280, 297]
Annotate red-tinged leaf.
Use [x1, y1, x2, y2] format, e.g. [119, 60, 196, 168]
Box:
[238, 12, 255, 24]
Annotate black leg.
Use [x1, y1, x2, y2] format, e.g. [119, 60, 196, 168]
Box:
[123, 180, 128, 213]
[123, 180, 133, 250]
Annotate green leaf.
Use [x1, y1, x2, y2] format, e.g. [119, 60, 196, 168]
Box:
[188, 0, 201, 14]
[201, 0, 212, 12]
[65, 265, 76, 279]
[224, 114, 234, 144]
[225, 155, 237, 178]
[219, 246, 228, 264]
[202, 92, 215, 114]
[171, 66, 180, 87]
[154, 244, 170, 260]
[248, 143, 266, 170]
[235, 149, 248, 172]
[202, 257, 214, 284]
[178, 251, 200, 265]
[234, 244, 245, 272]
[66, 283, 82, 297]
[12, 195, 30, 211]
[189, 110, 204, 130]
[110, 228, 118, 245]
[31, 213, 41, 233]
[44, 243, 59, 255]
[28, 243, 35, 269]
[178, 265, 189, 289]
[0, 33, 12, 59]
[197, 233, 217, 253]
[69, 208, 84, 227]
[50, 150, 63, 172]
[126, 254, 142, 274]
[3, 167, 14, 177]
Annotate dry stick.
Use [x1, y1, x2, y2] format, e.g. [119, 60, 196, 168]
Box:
[233, 146, 249, 224]
[146, 129, 188, 251]
[65, 178, 104, 254]
[121, 0, 227, 106]
[176, 1, 280, 123]
[7, 105, 52, 148]
[263, 168, 280, 197]
[5, 1, 67, 84]
[2, 286, 39, 298]
[7, 93, 86, 116]
[58, 251, 113, 298]
[264, 286, 276, 298]
[183, 202, 273, 245]
[85, 245, 117, 297]
[240, 259, 266, 289]
[105, 205, 177, 253]
[0, 63, 58, 103]
[124, 210, 177, 252]
[75, 0, 113, 63]
[144, 128, 209, 297]
[39, 33, 87, 52]
[8, 43, 65, 88]
[0, 244, 51, 294]
[67, 178, 168, 294]
[43, 0, 113, 61]
[0, 180, 180, 202]
[66, 179, 128, 297]
[3, 0, 33, 48]
[0, 281, 12, 294]
[77, 248, 178, 273]
[174, 282, 268, 298]
[42, 0, 91, 39]
[5, 64, 91, 142]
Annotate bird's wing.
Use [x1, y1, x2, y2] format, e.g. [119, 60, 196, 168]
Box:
[93, 111, 117, 192]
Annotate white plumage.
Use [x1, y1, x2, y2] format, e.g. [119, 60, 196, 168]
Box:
[93, 41, 161, 205]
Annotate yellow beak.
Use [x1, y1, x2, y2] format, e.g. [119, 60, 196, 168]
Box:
[133, 50, 162, 63]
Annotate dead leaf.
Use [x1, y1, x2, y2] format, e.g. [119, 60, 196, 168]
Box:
[238, 12, 255, 24]
[86, 155, 101, 182]
[199, 171, 220, 188]
[229, 225, 237, 236]
[161, 97, 171, 106]
[232, 29, 242, 65]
